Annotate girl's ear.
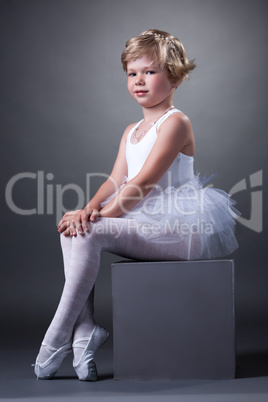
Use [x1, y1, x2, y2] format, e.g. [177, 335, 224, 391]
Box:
[173, 78, 183, 89]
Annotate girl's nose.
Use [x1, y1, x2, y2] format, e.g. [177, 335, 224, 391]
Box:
[135, 74, 145, 85]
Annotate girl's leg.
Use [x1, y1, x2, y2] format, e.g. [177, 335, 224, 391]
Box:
[37, 235, 96, 364]
[60, 235, 96, 365]
[37, 217, 196, 365]
[37, 230, 101, 362]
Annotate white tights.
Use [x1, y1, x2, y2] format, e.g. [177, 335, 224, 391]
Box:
[38, 217, 197, 364]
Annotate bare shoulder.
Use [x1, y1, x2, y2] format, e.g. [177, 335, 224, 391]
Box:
[158, 111, 195, 154]
[159, 111, 193, 135]
[158, 112, 193, 141]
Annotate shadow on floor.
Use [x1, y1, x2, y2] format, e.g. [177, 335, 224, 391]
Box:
[236, 352, 268, 378]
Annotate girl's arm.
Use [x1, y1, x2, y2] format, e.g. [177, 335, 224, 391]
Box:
[58, 124, 133, 236]
[100, 113, 194, 218]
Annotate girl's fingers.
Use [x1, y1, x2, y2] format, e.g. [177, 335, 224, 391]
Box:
[58, 209, 90, 235]
[63, 228, 71, 237]
[69, 220, 77, 237]
[76, 221, 84, 235]
[73, 212, 85, 235]
[81, 210, 90, 232]
[90, 209, 99, 222]
[58, 216, 70, 228]
[58, 221, 68, 232]
[58, 210, 82, 227]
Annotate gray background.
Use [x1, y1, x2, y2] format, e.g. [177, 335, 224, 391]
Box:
[1, 0, 267, 352]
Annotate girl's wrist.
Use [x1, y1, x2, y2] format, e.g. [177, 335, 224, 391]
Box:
[84, 202, 101, 213]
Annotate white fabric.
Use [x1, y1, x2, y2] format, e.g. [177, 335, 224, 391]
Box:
[126, 109, 194, 187]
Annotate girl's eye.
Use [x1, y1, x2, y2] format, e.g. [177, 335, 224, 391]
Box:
[128, 73, 136, 77]
[146, 71, 155, 75]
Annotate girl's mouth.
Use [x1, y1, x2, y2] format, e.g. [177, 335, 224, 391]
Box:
[135, 90, 148, 96]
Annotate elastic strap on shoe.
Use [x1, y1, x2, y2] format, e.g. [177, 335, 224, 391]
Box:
[72, 337, 90, 348]
[41, 342, 58, 353]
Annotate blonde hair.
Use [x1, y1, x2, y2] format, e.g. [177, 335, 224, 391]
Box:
[121, 29, 196, 83]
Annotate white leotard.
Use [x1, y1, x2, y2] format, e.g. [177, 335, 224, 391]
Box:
[126, 108, 194, 188]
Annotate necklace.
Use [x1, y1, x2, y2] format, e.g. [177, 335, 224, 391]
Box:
[132, 105, 175, 142]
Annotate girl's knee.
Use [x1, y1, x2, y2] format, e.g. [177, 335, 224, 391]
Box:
[60, 232, 72, 246]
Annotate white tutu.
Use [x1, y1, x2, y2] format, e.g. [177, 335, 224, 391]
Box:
[101, 175, 240, 260]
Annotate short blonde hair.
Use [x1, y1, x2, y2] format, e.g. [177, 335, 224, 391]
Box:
[121, 29, 196, 83]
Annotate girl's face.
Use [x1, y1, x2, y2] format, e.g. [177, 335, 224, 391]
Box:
[126, 56, 175, 109]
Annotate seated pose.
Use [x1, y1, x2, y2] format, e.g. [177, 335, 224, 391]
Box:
[33, 29, 239, 381]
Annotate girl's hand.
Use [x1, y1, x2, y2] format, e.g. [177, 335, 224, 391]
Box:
[58, 207, 99, 236]
[58, 210, 82, 236]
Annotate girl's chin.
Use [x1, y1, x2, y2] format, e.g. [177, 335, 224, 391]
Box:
[133, 97, 156, 108]
[134, 100, 170, 110]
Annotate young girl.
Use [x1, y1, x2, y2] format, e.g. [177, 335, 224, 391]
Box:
[33, 29, 239, 381]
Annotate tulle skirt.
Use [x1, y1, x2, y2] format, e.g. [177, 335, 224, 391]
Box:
[101, 175, 240, 260]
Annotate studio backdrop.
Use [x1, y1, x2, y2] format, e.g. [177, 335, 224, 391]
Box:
[1, 0, 267, 350]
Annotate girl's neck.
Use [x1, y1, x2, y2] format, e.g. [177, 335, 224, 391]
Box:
[142, 102, 175, 123]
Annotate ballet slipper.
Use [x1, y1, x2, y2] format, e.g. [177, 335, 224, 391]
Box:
[33, 341, 72, 379]
[73, 325, 109, 381]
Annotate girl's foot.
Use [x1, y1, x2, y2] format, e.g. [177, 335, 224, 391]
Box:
[72, 325, 109, 381]
[33, 341, 72, 379]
